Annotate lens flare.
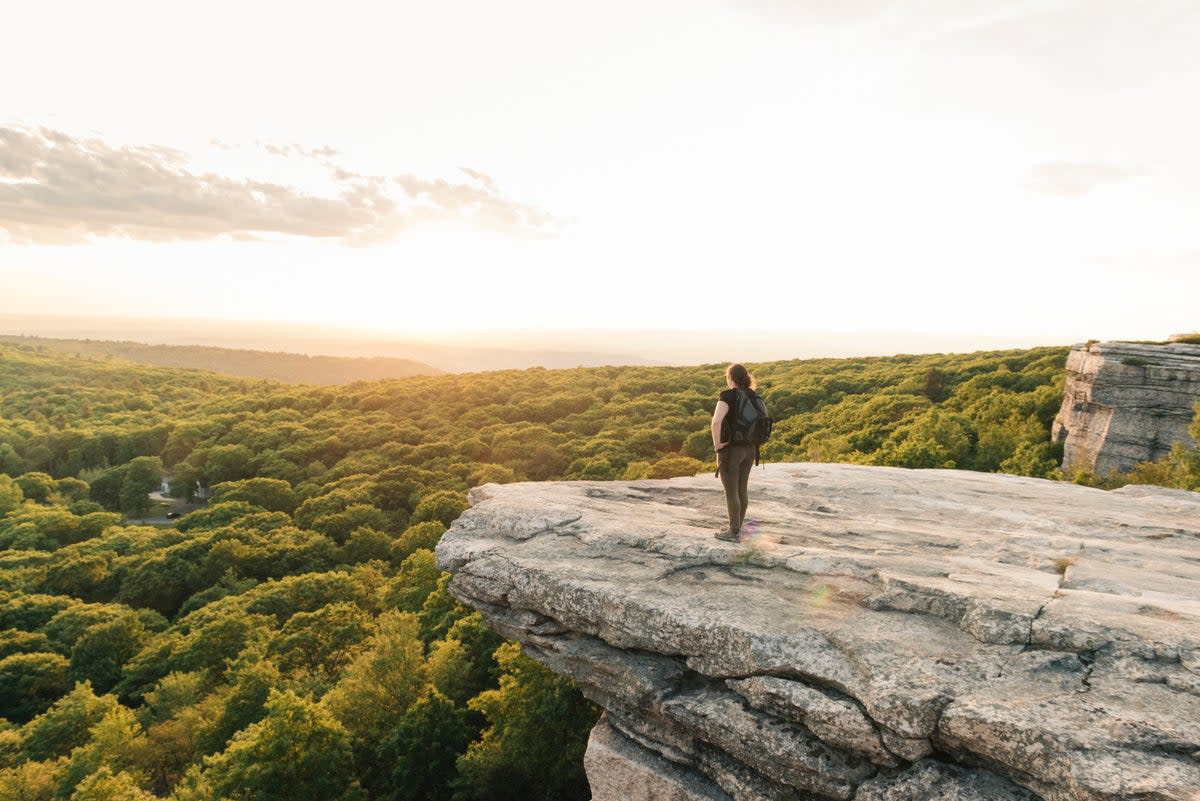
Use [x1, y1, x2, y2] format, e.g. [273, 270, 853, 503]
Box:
[808, 582, 833, 609]
[740, 519, 780, 553]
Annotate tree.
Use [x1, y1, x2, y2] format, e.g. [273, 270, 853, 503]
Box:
[647, 454, 706, 479]
[56, 704, 144, 798]
[43, 604, 136, 656]
[69, 616, 148, 693]
[202, 445, 255, 486]
[0, 629, 52, 660]
[417, 576, 469, 644]
[340, 526, 392, 565]
[391, 521, 446, 564]
[432, 613, 502, 705]
[56, 476, 92, 503]
[621, 461, 652, 480]
[310, 504, 389, 544]
[162, 425, 205, 468]
[999, 440, 1060, 479]
[0, 760, 58, 801]
[0, 474, 26, 516]
[0, 594, 75, 631]
[566, 457, 617, 480]
[77, 511, 122, 540]
[873, 410, 974, 469]
[0, 442, 26, 477]
[294, 489, 367, 530]
[198, 659, 281, 757]
[267, 602, 373, 685]
[174, 501, 263, 532]
[211, 478, 297, 514]
[142, 671, 208, 723]
[427, 639, 474, 705]
[120, 457, 165, 519]
[116, 554, 200, 616]
[68, 766, 156, 801]
[467, 463, 518, 486]
[410, 491, 467, 528]
[88, 466, 127, 512]
[376, 688, 471, 801]
[682, 430, 712, 460]
[20, 681, 120, 761]
[202, 689, 363, 801]
[68, 499, 106, 516]
[1185, 404, 1200, 486]
[0, 652, 70, 723]
[384, 550, 442, 613]
[131, 691, 223, 796]
[14, 472, 57, 505]
[453, 643, 597, 801]
[42, 553, 115, 600]
[919, 367, 951, 403]
[323, 612, 428, 747]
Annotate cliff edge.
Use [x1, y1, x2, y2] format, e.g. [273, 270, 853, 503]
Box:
[1052, 341, 1200, 475]
[436, 464, 1200, 801]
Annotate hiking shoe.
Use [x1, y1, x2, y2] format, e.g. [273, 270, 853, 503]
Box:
[714, 530, 740, 542]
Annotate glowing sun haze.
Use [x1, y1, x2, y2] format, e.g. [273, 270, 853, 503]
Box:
[2, 0, 1198, 345]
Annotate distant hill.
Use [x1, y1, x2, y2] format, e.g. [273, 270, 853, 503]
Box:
[0, 336, 442, 384]
[0, 315, 666, 372]
[0, 313, 1080, 371]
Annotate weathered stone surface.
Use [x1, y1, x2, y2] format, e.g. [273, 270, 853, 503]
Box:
[586, 718, 732, 801]
[436, 463, 1200, 800]
[856, 761, 1042, 801]
[727, 676, 897, 766]
[1052, 340, 1200, 474]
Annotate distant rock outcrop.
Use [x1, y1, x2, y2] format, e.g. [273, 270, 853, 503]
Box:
[436, 464, 1200, 801]
[1052, 340, 1200, 475]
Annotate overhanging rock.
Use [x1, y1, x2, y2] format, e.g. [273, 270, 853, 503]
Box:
[436, 463, 1200, 801]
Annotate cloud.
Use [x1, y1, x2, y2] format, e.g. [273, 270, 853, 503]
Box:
[0, 126, 556, 245]
[261, 141, 341, 161]
[1024, 161, 1144, 196]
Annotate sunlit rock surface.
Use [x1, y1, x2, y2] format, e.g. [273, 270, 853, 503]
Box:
[436, 463, 1200, 801]
[1052, 340, 1200, 475]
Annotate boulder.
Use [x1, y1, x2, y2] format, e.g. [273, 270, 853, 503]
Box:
[436, 464, 1200, 801]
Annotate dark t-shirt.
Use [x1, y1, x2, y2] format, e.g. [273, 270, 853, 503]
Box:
[718, 388, 753, 445]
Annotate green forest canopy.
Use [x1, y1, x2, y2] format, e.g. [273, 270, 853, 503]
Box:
[0, 336, 441, 386]
[1, 341, 1197, 801]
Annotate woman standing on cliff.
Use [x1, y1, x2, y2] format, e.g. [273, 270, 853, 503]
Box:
[712, 363, 761, 542]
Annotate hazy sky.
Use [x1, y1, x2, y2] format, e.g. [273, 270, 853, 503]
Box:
[2, 0, 1197, 344]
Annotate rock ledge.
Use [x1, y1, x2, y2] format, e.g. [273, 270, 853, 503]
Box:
[436, 463, 1200, 801]
[1053, 340, 1200, 474]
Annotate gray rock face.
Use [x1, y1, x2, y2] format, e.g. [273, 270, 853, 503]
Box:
[436, 464, 1200, 801]
[1052, 341, 1200, 475]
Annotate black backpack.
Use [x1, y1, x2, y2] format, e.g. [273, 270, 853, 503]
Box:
[726, 389, 773, 449]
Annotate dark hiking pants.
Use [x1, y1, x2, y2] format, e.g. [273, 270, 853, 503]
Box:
[718, 444, 755, 534]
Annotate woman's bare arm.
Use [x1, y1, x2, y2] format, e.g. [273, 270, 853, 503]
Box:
[712, 400, 730, 452]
